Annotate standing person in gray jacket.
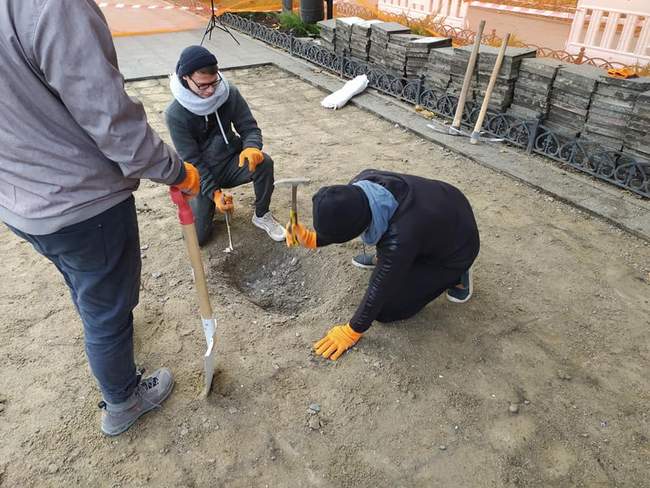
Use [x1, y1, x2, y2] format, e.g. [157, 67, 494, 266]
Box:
[0, 0, 201, 435]
[165, 46, 286, 246]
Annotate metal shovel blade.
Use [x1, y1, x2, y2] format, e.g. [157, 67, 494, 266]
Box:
[201, 316, 217, 397]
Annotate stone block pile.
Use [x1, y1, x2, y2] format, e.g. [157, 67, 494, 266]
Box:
[508, 58, 564, 120]
[385, 33, 423, 75]
[317, 19, 336, 52]
[369, 22, 410, 69]
[334, 17, 363, 56]
[349, 20, 382, 62]
[624, 90, 650, 160]
[584, 76, 650, 151]
[450, 45, 536, 111]
[545, 64, 601, 137]
[424, 46, 455, 91]
[405, 37, 452, 78]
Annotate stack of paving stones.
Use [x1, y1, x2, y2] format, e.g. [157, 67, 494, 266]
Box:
[317, 19, 337, 52]
[385, 33, 423, 75]
[369, 22, 411, 68]
[624, 89, 650, 160]
[544, 64, 602, 138]
[349, 20, 382, 62]
[508, 58, 564, 120]
[404, 37, 452, 78]
[448, 45, 535, 110]
[334, 17, 364, 57]
[583, 76, 650, 151]
[424, 46, 455, 91]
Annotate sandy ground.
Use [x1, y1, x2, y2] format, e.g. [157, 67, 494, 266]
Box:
[0, 66, 649, 487]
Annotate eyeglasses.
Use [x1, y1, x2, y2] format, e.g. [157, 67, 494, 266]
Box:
[188, 72, 222, 91]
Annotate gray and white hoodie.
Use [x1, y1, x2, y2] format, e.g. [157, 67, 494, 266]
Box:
[165, 75, 263, 198]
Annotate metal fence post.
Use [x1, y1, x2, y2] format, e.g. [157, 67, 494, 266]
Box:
[290, 33, 294, 57]
[417, 75, 425, 105]
[527, 116, 542, 154]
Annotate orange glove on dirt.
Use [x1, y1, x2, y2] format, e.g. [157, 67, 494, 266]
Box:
[213, 190, 234, 214]
[175, 162, 200, 198]
[314, 323, 363, 361]
[238, 147, 265, 172]
[286, 221, 317, 249]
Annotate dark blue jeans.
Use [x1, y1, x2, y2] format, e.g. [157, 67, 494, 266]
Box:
[7, 197, 140, 404]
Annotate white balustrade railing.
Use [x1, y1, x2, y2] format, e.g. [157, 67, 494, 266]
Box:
[377, 0, 470, 27]
[566, 0, 650, 65]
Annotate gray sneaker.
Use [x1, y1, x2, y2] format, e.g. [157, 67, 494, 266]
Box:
[99, 367, 174, 436]
[252, 211, 286, 242]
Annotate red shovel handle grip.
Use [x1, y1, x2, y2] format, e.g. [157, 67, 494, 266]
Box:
[170, 187, 194, 225]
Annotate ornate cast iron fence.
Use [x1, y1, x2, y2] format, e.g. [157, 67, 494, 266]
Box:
[221, 12, 650, 198]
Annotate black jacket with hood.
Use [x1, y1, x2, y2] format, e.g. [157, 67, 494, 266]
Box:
[335, 170, 480, 333]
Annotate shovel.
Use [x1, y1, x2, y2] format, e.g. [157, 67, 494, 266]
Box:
[170, 187, 217, 397]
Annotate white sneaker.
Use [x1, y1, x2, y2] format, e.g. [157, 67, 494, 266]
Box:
[252, 212, 286, 242]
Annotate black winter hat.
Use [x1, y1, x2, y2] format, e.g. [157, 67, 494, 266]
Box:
[176, 45, 218, 78]
[312, 185, 371, 245]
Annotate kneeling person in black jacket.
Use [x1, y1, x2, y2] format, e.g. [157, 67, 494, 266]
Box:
[165, 46, 285, 245]
[287, 169, 480, 360]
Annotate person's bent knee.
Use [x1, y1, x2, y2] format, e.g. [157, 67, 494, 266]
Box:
[258, 154, 274, 173]
[377, 304, 424, 323]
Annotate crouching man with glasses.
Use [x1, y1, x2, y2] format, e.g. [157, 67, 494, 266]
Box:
[165, 45, 285, 245]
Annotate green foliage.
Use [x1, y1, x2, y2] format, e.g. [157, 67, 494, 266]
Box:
[278, 11, 320, 37]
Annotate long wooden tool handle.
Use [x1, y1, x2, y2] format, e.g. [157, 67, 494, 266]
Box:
[471, 33, 510, 144]
[170, 188, 213, 319]
[451, 20, 486, 131]
[181, 223, 214, 319]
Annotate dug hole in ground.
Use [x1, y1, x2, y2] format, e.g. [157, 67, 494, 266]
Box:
[0, 66, 648, 487]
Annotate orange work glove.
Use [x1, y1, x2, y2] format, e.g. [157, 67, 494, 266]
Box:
[314, 323, 362, 361]
[213, 190, 234, 214]
[238, 147, 265, 172]
[175, 162, 200, 198]
[285, 221, 317, 249]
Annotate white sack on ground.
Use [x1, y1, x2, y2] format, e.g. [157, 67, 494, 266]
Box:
[320, 75, 369, 110]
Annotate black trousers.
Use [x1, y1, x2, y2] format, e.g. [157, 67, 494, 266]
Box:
[191, 152, 275, 246]
[376, 243, 479, 323]
[7, 197, 141, 403]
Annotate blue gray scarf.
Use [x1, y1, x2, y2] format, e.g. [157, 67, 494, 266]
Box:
[353, 180, 398, 245]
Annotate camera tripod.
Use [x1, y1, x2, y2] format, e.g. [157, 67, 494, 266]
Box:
[201, 0, 240, 46]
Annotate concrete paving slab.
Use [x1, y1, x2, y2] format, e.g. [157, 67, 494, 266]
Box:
[114, 28, 272, 79]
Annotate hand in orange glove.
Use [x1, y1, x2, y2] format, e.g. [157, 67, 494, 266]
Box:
[213, 190, 234, 214]
[175, 162, 200, 198]
[314, 323, 362, 360]
[238, 147, 265, 172]
[286, 221, 317, 249]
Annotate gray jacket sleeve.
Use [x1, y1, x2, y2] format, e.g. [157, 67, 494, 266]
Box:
[32, 0, 183, 185]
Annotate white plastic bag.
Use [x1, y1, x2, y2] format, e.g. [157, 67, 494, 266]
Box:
[320, 75, 369, 110]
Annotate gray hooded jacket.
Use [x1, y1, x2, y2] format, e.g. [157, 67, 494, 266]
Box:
[0, 0, 183, 235]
